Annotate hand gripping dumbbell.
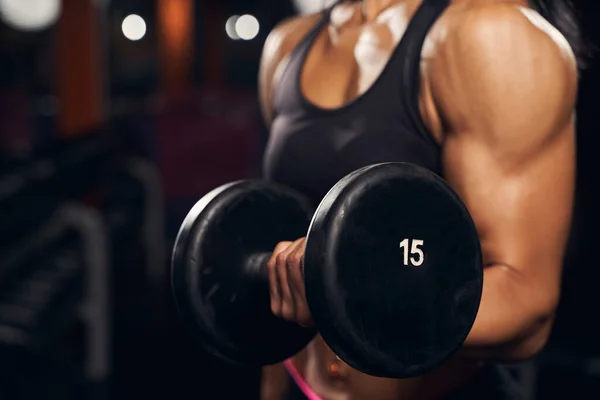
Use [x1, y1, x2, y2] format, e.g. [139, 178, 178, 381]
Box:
[171, 162, 483, 378]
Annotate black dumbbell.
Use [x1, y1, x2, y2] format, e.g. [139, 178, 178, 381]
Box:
[171, 162, 483, 378]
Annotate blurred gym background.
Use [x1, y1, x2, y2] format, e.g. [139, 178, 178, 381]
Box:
[0, 0, 597, 399]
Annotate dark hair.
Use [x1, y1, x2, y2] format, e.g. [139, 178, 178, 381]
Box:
[329, 0, 590, 68]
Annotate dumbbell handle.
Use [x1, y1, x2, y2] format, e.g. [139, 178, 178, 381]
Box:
[244, 252, 274, 281]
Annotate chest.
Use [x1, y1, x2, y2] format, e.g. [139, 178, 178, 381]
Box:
[264, 118, 440, 205]
[301, 3, 412, 110]
[263, 2, 444, 202]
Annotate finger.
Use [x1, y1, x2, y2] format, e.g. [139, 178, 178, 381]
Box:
[289, 244, 313, 327]
[267, 241, 292, 315]
[276, 239, 303, 321]
[287, 238, 311, 324]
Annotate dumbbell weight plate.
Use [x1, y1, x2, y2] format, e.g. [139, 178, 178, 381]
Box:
[172, 181, 317, 365]
[304, 163, 483, 378]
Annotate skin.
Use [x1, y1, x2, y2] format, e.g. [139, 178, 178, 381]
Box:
[258, 0, 578, 399]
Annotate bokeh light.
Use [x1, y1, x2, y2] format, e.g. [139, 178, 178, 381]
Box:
[292, 0, 337, 14]
[235, 14, 260, 41]
[0, 0, 61, 31]
[122, 14, 147, 41]
[226, 15, 240, 40]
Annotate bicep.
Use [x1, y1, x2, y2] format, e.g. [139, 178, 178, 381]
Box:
[442, 122, 575, 305]
[433, 5, 578, 314]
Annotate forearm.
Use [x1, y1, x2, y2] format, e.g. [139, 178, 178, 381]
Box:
[460, 264, 556, 362]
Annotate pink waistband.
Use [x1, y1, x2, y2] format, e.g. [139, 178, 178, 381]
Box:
[283, 360, 324, 400]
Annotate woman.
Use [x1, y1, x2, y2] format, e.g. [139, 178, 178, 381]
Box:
[258, 0, 581, 398]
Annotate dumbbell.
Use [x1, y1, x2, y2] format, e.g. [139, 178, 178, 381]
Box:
[171, 162, 483, 378]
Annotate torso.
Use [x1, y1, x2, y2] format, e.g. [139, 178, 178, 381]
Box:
[302, 1, 414, 109]
[260, 1, 482, 399]
[293, 336, 482, 400]
[262, 0, 447, 205]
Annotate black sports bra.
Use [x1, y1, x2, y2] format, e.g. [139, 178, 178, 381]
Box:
[262, 0, 449, 205]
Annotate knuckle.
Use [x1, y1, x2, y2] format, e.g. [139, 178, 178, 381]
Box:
[266, 259, 275, 271]
[269, 260, 276, 269]
[289, 254, 303, 266]
[275, 241, 291, 251]
[276, 253, 288, 264]
[270, 301, 281, 316]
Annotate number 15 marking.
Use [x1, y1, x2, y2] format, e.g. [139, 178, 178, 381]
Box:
[399, 239, 424, 267]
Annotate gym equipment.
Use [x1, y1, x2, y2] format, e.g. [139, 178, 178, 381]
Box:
[0, 133, 113, 244]
[0, 233, 84, 351]
[172, 162, 483, 378]
[0, 204, 110, 396]
[172, 179, 316, 366]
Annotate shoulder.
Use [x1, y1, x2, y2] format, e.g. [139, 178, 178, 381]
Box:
[259, 13, 323, 125]
[431, 3, 577, 77]
[260, 13, 323, 79]
[426, 3, 577, 136]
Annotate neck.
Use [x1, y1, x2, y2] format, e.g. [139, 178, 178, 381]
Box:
[362, 0, 403, 21]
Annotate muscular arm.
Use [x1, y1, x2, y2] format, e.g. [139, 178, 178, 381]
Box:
[429, 5, 578, 361]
